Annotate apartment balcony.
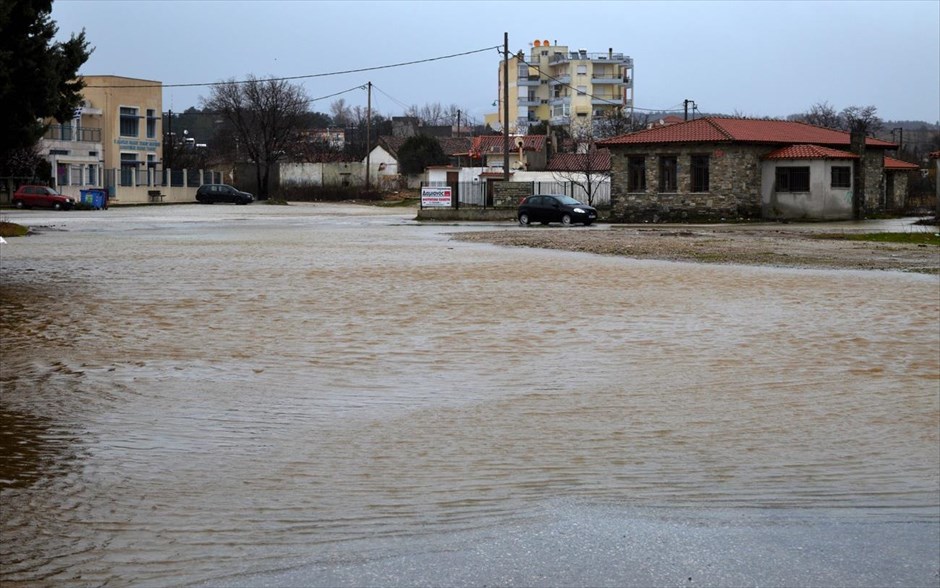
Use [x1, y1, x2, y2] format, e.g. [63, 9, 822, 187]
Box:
[591, 75, 625, 85]
[551, 51, 631, 64]
[592, 96, 623, 106]
[518, 96, 541, 107]
[548, 74, 571, 86]
[517, 76, 541, 86]
[44, 124, 102, 143]
[550, 114, 570, 126]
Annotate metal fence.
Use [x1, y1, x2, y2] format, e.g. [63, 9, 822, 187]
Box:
[423, 180, 610, 208]
[103, 167, 222, 189]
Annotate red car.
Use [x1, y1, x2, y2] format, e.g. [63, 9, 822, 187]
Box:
[12, 185, 75, 210]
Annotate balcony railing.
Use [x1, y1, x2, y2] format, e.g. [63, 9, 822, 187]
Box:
[591, 75, 625, 85]
[44, 124, 102, 143]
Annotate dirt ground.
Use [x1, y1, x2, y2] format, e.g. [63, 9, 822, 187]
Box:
[450, 225, 940, 274]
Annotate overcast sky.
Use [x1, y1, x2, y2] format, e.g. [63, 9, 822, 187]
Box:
[51, 0, 940, 124]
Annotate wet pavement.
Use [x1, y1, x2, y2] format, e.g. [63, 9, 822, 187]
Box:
[1, 203, 938, 586]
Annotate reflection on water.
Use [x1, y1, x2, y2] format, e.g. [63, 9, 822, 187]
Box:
[1, 207, 938, 585]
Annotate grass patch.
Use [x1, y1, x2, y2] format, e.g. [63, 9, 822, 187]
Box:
[812, 232, 940, 246]
[0, 221, 29, 237]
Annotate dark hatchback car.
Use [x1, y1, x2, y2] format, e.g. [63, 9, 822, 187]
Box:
[195, 184, 254, 205]
[11, 185, 75, 210]
[518, 194, 597, 226]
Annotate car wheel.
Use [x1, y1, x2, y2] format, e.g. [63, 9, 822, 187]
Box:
[518, 212, 530, 226]
[53, 202, 62, 210]
[13, 200, 24, 209]
[561, 214, 572, 226]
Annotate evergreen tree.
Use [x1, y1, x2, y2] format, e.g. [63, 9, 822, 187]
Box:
[0, 0, 92, 174]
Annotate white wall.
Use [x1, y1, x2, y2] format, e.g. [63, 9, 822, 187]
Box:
[761, 160, 854, 220]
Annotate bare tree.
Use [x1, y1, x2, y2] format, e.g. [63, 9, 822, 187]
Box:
[593, 110, 639, 139]
[203, 75, 309, 199]
[330, 98, 352, 126]
[800, 101, 842, 129]
[550, 141, 611, 207]
[842, 105, 883, 136]
[404, 102, 461, 126]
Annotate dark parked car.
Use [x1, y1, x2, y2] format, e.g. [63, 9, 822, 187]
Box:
[195, 184, 254, 205]
[11, 185, 75, 210]
[518, 194, 597, 226]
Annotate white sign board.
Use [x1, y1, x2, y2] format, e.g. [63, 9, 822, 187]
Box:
[421, 186, 452, 208]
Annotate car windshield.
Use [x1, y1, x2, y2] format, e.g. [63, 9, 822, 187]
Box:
[554, 195, 584, 206]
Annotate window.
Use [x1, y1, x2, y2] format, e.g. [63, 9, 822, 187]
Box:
[628, 156, 646, 191]
[691, 155, 709, 192]
[775, 166, 810, 192]
[120, 107, 139, 137]
[120, 152, 138, 186]
[577, 85, 587, 95]
[831, 166, 851, 188]
[576, 65, 587, 75]
[659, 156, 677, 192]
[146, 109, 157, 138]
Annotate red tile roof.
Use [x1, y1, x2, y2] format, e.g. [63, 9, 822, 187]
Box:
[883, 155, 920, 170]
[546, 149, 612, 172]
[378, 135, 472, 157]
[598, 117, 897, 149]
[470, 135, 546, 157]
[762, 144, 858, 160]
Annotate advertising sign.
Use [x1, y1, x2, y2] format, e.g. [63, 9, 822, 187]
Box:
[421, 186, 452, 208]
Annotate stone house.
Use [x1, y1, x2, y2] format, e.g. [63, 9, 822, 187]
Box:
[598, 117, 898, 221]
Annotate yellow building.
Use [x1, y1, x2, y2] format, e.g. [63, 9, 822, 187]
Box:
[490, 40, 634, 136]
[80, 75, 163, 187]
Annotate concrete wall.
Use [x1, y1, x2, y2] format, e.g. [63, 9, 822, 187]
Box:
[760, 159, 854, 220]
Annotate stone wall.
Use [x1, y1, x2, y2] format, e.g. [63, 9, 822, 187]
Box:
[607, 143, 891, 222]
[606, 143, 766, 222]
[860, 151, 885, 214]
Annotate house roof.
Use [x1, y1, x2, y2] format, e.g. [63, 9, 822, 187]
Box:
[546, 149, 612, 172]
[377, 136, 473, 158]
[883, 155, 920, 170]
[598, 117, 897, 149]
[470, 135, 547, 157]
[762, 144, 859, 160]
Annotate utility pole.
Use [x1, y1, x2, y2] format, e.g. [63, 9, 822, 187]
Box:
[684, 99, 696, 121]
[503, 32, 510, 182]
[366, 81, 372, 191]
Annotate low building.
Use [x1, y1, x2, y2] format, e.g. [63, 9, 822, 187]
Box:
[40, 99, 105, 194]
[81, 75, 164, 189]
[598, 117, 899, 221]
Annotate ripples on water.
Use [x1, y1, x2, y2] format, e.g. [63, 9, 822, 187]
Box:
[1, 211, 938, 585]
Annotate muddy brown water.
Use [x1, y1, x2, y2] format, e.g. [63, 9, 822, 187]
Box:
[1, 204, 938, 586]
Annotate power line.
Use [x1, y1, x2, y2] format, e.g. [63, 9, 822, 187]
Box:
[85, 45, 502, 90]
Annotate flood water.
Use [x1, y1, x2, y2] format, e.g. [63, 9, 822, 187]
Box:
[1, 204, 938, 586]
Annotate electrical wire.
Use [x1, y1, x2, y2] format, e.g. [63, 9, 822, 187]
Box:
[84, 45, 502, 89]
